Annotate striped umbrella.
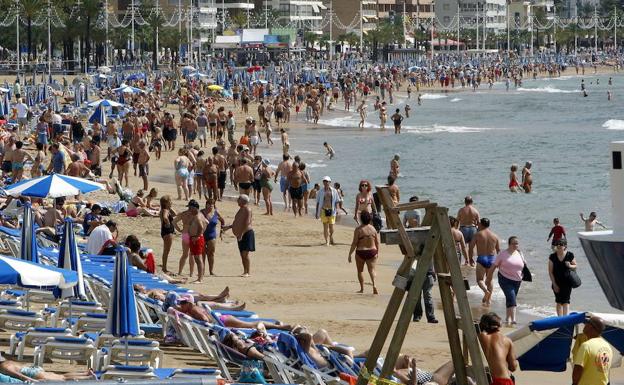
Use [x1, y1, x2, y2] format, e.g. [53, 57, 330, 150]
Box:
[20, 202, 38, 264]
[0, 255, 77, 289]
[4, 174, 104, 198]
[106, 247, 140, 364]
[55, 218, 85, 300]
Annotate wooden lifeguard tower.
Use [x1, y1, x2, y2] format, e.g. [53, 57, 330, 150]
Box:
[356, 186, 489, 385]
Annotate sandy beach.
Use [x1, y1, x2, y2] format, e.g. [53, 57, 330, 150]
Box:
[3, 65, 624, 384]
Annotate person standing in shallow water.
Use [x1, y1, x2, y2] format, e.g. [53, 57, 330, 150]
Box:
[522, 161, 532, 193]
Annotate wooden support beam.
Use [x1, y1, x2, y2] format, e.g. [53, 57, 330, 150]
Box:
[394, 201, 437, 212]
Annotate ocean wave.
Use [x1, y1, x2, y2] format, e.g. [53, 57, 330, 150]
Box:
[450, 97, 462, 102]
[602, 119, 624, 130]
[517, 85, 579, 94]
[296, 150, 321, 155]
[306, 162, 327, 168]
[318, 116, 377, 129]
[404, 123, 495, 133]
[420, 93, 448, 100]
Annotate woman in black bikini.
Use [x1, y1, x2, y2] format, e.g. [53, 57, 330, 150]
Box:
[159, 195, 177, 273]
[348, 211, 380, 294]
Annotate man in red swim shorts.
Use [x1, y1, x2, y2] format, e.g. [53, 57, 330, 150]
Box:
[478, 312, 517, 385]
[187, 199, 208, 283]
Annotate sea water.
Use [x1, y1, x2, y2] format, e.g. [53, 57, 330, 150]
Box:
[259, 72, 624, 317]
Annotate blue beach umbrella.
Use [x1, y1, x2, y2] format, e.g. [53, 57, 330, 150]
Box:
[54, 218, 85, 300]
[4, 174, 104, 199]
[20, 202, 38, 264]
[106, 247, 140, 364]
[0, 255, 78, 289]
[88, 104, 107, 126]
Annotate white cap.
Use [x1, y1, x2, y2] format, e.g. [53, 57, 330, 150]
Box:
[238, 194, 250, 203]
[322, 176, 331, 182]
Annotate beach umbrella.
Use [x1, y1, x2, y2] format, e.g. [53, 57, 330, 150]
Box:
[54, 218, 86, 319]
[508, 312, 624, 371]
[4, 174, 104, 199]
[208, 84, 223, 91]
[118, 92, 125, 105]
[106, 247, 140, 364]
[114, 85, 143, 94]
[98, 66, 112, 74]
[20, 202, 38, 264]
[87, 99, 123, 108]
[0, 255, 78, 289]
[88, 104, 107, 126]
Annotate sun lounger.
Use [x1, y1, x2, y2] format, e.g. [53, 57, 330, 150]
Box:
[95, 338, 163, 371]
[47, 300, 104, 327]
[0, 309, 45, 332]
[63, 312, 108, 333]
[9, 327, 72, 360]
[100, 365, 157, 380]
[0, 300, 22, 310]
[33, 336, 97, 368]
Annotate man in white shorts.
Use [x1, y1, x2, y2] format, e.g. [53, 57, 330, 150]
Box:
[197, 110, 208, 147]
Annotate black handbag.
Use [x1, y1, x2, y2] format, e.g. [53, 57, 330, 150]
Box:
[565, 269, 582, 288]
[522, 264, 532, 282]
[520, 252, 532, 282]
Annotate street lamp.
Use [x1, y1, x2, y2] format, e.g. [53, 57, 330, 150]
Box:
[523, 1, 532, 57]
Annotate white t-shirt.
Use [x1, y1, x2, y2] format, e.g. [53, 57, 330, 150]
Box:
[86, 224, 113, 255]
[15, 103, 28, 119]
[52, 113, 62, 125]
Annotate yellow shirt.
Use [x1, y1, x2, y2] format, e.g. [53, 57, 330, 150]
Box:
[572, 337, 612, 385]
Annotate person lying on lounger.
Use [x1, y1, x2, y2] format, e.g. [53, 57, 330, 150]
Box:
[134, 284, 245, 311]
[0, 353, 96, 382]
[174, 295, 291, 331]
[221, 329, 270, 360]
[291, 325, 355, 368]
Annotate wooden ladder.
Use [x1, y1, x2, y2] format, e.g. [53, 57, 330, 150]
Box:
[356, 186, 489, 385]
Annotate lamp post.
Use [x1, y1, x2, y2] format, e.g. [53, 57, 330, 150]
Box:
[457, 0, 461, 52]
[476, 2, 479, 51]
[506, 0, 510, 52]
[47, 0, 51, 81]
[359, 0, 363, 50]
[15, 0, 20, 73]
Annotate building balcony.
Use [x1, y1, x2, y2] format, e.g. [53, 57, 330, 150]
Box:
[362, 9, 377, 17]
[363, 22, 377, 30]
[220, 1, 254, 9]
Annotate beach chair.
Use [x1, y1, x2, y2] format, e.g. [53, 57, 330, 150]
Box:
[100, 365, 157, 380]
[95, 338, 163, 371]
[48, 300, 104, 327]
[33, 336, 97, 368]
[9, 327, 72, 360]
[63, 312, 108, 333]
[169, 368, 221, 379]
[0, 300, 22, 310]
[205, 334, 246, 381]
[264, 350, 309, 385]
[0, 309, 45, 332]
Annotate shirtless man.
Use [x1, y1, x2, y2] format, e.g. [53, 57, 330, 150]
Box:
[137, 140, 150, 190]
[194, 151, 207, 198]
[122, 118, 134, 142]
[87, 139, 102, 177]
[288, 162, 304, 216]
[357, 100, 366, 128]
[66, 154, 91, 177]
[248, 119, 260, 156]
[457, 195, 480, 265]
[478, 312, 517, 385]
[469, 218, 500, 306]
[183, 113, 198, 144]
[212, 146, 227, 199]
[390, 154, 400, 178]
[203, 156, 219, 200]
[387, 175, 400, 205]
[223, 195, 255, 277]
[234, 158, 254, 196]
[450, 216, 469, 265]
[208, 109, 219, 141]
[11, 141, 33, 182]
[274, 154, 292, 209]
[187, 199, 208, 283]
[1, 136, 15, 178]
[280, 128, 290, 155]
[42, 199, 64, 229]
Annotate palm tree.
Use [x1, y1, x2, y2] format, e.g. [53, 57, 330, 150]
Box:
[81, 0, 101, 70]
[304, 31, 318, 49]
[344, 32, 359, 51]
[230, 11, 249, 30]
[318, 33, 330, 55]
[20, 0, 44, 60]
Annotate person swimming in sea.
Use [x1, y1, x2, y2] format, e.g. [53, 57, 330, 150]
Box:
[323, 142, 335, 159]
[522, 161, 532, 193]
[509, 164, 521, 192]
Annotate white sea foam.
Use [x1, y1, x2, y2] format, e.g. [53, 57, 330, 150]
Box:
[517, 85, 579, 94]
[419, 93, 448, 100]
[296, 150, 321, 155]
[318, 116, 377, 129]
[306, 162, 327, 168]
[602, 119, 624, 130]
[404, 124, 495, 134]
[450, 97, 462, 102]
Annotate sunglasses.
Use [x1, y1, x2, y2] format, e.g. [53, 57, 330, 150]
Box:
[360, 184, 368, 187]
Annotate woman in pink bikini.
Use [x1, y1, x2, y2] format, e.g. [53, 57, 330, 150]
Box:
[353, 180, 376, 224]
[348, 211, 380, 294]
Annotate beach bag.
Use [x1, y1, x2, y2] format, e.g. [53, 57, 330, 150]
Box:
[520, 252, 532, 282]
[372, 212, 383, 232]
[565, 268, 582, 288]
[238, 360, 266, 384]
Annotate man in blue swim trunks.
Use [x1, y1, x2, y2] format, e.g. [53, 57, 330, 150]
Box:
[469, 218, 500, 306]
[457, 195, 480, 266]
[274, 154, 292, 210]
[0, 353, 95, 382]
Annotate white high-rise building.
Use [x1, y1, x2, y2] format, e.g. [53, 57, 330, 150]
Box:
[260, 0, 327, 33]
[435, 0, 507, 44]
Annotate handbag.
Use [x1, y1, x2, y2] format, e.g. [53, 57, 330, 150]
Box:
[565, 268, 582, 288]
[520, 252, 532, 282]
